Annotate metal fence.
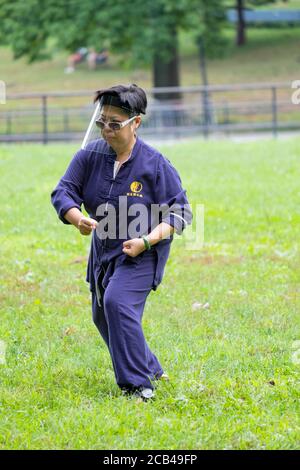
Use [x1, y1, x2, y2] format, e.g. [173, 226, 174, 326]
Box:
[0, 82, 299, 143]
[227, 9, 300, 25]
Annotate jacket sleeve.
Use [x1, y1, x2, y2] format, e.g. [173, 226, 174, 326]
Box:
[50, 149, 87, 224]
[155, 156, 193, 235]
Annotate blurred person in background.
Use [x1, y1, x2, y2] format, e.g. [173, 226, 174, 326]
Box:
[64, 47, 88, 74]
[87, 48, 109, 70]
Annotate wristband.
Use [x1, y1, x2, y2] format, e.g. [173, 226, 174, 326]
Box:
[142, 235, 151, 251]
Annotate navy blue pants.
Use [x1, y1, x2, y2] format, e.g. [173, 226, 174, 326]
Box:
[91, 250, 164, 391]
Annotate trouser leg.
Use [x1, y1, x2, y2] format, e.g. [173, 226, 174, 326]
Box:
[145, 344, 164, 380]
[92, 288, 162, 382]
[135, 294, 164, 380]
[103, 253, 164, 390]
[91, 269, 110, 348]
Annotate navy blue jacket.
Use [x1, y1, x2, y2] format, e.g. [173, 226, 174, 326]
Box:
[51, 137, 192, 293]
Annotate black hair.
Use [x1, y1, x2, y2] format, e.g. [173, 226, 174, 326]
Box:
[94, 84, 147, 116]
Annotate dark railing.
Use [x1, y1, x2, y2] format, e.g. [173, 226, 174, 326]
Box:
[0, 82, 299, 143]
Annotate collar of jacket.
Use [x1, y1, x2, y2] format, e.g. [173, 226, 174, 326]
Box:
[106, 136, 142, 165]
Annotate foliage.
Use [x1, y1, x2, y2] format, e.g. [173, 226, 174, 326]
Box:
[0, 0, 226, 65]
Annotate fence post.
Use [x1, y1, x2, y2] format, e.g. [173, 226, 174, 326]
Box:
[203, 88, 210, 138]
[223, 101, 230, 136]
[271, 86, 277, 138]
[42, 95, 48, 144]
[6, 113, 11, 135]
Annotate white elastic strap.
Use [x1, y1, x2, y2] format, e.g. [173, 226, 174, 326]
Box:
[81, 102, 100, 150]
[170, 212, 189, 227]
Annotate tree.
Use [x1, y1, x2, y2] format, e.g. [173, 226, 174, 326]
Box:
[237, 0, 246, 45]
[0, 0, 225, 91]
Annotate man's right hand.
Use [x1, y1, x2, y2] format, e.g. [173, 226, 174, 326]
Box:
[77, 216, 98, 236]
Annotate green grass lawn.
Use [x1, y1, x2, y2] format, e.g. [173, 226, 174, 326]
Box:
[0, 138, 299, 449]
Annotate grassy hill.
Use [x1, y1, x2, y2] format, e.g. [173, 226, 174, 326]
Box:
[0, 26, 299, 96]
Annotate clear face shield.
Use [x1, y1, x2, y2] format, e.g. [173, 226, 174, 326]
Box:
[81, 95, 139, 154]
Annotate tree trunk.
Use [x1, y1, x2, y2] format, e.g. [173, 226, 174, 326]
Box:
[197, 36, 212, 137]
[236, 0, 246, 46]
[152, 26, 181, 101]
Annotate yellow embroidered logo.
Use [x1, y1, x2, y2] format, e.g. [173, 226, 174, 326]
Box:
[130, 181, 143, 193]
[127, 181, 144, 197]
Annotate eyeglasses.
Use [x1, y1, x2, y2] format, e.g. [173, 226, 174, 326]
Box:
[95, 115, 138, 131]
